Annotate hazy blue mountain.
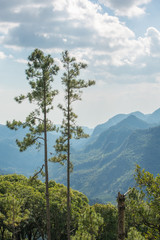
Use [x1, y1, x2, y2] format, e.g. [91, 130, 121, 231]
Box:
[91, 108, 160, 139]
[68, 124, 160, 203]
[70, 126, 93, 151]
[52, 114, 160, 202]
[1, 109, 160, 203]
[0, 123, 92, 176]
[0, 124, 59, 176]
[84, 115, 150, 153]
[91, 114, 127, 138]
[145, 108, 160, 123]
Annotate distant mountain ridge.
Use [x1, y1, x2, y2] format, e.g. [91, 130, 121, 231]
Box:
[54, 109, 160, 202]
[91, 108, 160, 138]
[0, 123, 92, 175]
[85, 115, 150, 153]
[68, 116, 160, 202]
[1, 108, 160, 203]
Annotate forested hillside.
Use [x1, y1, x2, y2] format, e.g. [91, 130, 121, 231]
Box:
[69, 121, 160, 202]
[55, 109, 160, 202]
[0, 174, 110, 240]
[1, 167, 160, 240]
[1, 108, 160, 203]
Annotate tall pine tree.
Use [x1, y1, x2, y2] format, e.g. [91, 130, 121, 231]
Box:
[50, 50, 95, 240]
[7, 48, 59, 240]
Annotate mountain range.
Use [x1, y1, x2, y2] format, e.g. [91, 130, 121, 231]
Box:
[1, 108, 160, 203]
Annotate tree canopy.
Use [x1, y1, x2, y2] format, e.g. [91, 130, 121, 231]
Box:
[125, 165, 160, 239]
[0, 174, 114, 240]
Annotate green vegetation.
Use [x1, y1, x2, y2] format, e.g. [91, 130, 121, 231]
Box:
[125, 165, 160, 239]
[0, 174, 116, 240]
[1, 166, 160, 239]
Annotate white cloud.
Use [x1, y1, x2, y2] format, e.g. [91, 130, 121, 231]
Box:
[15, 58, 28, 64]
[4, 44, 23, 51]
[0, 0, 133, 51]
[99, 0, 152, 18]
[144, 27, 160, 57]
[0, 22, 19, 34]
[13, 3, 46, 13]
[0, 51, 6, 59]
[0, 0, 159, 83]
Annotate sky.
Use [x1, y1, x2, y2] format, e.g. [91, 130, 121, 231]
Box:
[1, 0, 160, 128]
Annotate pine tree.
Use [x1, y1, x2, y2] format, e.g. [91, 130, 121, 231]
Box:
[50, 50, 95, 240]
[7, 48, 59, 240]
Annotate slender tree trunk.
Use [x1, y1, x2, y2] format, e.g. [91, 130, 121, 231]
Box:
[67, 70, 71, 240]
[15, 232, 21, 240]
[67, 134, 71, 240]
[1, 228, 5, 240]
[117, 192, 125, 240]
[44, 78, 51, 240]
[27, 231, 32, 240]
[12, 198, 16, 240]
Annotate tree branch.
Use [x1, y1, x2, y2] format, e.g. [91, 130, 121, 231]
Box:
[30, 164, 45, 181]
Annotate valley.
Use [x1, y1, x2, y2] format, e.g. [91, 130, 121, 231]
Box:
[1, 108, 160, 203]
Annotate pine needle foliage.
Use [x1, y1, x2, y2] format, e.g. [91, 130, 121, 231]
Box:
[6, 48, 59, 240]
[50, 50, 95, 240]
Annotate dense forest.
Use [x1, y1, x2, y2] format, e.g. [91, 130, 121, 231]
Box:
[0, 165, 160, 239]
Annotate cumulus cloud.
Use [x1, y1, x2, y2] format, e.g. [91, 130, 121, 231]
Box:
[0, 0, 133, 47]
[144, 27, 160, 57]
[98, 0, 152, 18]
[0, 22, 19, 34]
[0, 0, 159, 83]
[0, 0, 138, 62]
